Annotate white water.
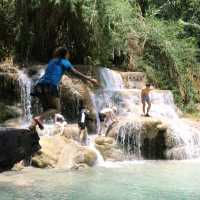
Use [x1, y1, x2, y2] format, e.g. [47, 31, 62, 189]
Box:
[17, 66, 200, 160]
[93, 67, 200, 159]
[88, 135, 105, 165]
[18, 70, 33, 124]
[99, 67, 124, 90]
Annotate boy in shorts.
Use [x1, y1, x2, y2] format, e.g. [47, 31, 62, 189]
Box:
[141, 83, 153, 117]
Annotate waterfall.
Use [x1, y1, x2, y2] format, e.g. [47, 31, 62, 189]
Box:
[90, 92, 101, 134]
[93, 67, 200, 160]
[99, 67, 124, 89]
[18, 70, 33, 124]
[117, 121, 142, 159]
[17, 67, 46, 127]
[88, 135, 104, 165]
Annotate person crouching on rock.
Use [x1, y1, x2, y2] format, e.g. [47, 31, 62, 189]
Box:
[98, 106, 117, 135]
[78, 101, 90, 145]
[30, 47, 98, 130]
[54, 113, 67, 135]
[141, 83, 154, 117]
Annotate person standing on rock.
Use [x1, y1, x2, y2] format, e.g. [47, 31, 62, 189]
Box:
[78, 101, 90, 145]
[30, 47, 98, 130]
[141, 83, 153, 117]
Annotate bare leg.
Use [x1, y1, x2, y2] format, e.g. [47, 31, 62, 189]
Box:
[142, 102, 146, 115]
[80, 129, 87, 145]
[146, 102, 151, 115]
[29, 96, 60, 130]
[98, 122, 103, 135]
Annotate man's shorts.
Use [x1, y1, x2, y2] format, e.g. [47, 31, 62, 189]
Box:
[78, 122, 86, 130]
[142, 95, 150, 104]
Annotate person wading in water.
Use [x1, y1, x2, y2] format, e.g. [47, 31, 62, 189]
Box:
[30, 47, 98, 130]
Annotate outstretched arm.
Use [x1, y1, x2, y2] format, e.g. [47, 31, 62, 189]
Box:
[69, 67, 98, 85]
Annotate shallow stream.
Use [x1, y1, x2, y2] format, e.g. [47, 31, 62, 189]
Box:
[1, 161, 200, 200]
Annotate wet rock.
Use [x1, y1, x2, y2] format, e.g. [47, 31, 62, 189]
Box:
[95, 136, 124, 161]
[62, 124, 80, 141]
[60, 75, 97, 132]
[0, 63, 20, 103]
[0, 128, 40, 172]
[73, 147, 97, 167]
[106, 117, 168, 159]
[32, 135, 97, 169]
[0, 104, 22, 123]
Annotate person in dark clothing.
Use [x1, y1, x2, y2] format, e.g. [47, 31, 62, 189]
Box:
[30, 47, 98, 130]
[78, 101, 90, 145]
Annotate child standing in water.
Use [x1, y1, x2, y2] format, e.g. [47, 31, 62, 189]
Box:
[141, 83, 153, 117]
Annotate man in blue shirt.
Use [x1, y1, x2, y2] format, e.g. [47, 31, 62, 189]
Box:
[30, 47, 98, 130]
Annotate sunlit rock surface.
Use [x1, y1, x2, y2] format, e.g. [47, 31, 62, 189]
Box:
[95, 136, 124, 161]
[32, 135, 97, 170]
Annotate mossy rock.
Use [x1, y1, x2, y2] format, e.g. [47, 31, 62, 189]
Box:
[0, 103, 21, 123]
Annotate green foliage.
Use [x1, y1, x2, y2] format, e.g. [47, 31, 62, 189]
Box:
[86, 0, 136, 64]
[0, 0, 15, 60]
[1, 0, 200, 110]
[137, 18, 200, 107]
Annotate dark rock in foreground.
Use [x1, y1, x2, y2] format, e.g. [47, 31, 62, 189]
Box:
[0, 128, 40, 172]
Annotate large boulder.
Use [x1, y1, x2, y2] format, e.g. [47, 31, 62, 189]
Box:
[106, 117, 168, 159]
[0, 128, 40, 172]
[95, 136, 124, 161]
[32, 135, 97, 170]
[62, 124, 80, 141]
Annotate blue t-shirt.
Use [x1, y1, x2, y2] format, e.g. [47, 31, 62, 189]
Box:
[39, 58, 73, 86]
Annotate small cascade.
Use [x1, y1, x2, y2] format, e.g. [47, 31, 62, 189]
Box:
[99, 67, 124, 89]
[89, 92, 101, 134]
[18, 70, 33, 123]
[88, 135, 104, 165]
[117, 121, 142, 159]
[92, 67, 200, 160]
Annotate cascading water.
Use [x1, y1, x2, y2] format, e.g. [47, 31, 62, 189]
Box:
[99, 68, 124, 90]
[18, 70, 33, 124]
[117, 121, 142, 159]
[93, 67, 200, 160]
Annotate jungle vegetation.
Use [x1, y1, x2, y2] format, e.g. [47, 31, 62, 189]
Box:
[1, 0, 200, 111]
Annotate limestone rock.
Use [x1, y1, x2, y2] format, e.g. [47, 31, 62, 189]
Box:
[106, 117, 167, 159]
[121, 72, 145, 89]
[62, 124, 80, 141]
[95, 136, 124, 161]
[32, 135, 97, 170]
